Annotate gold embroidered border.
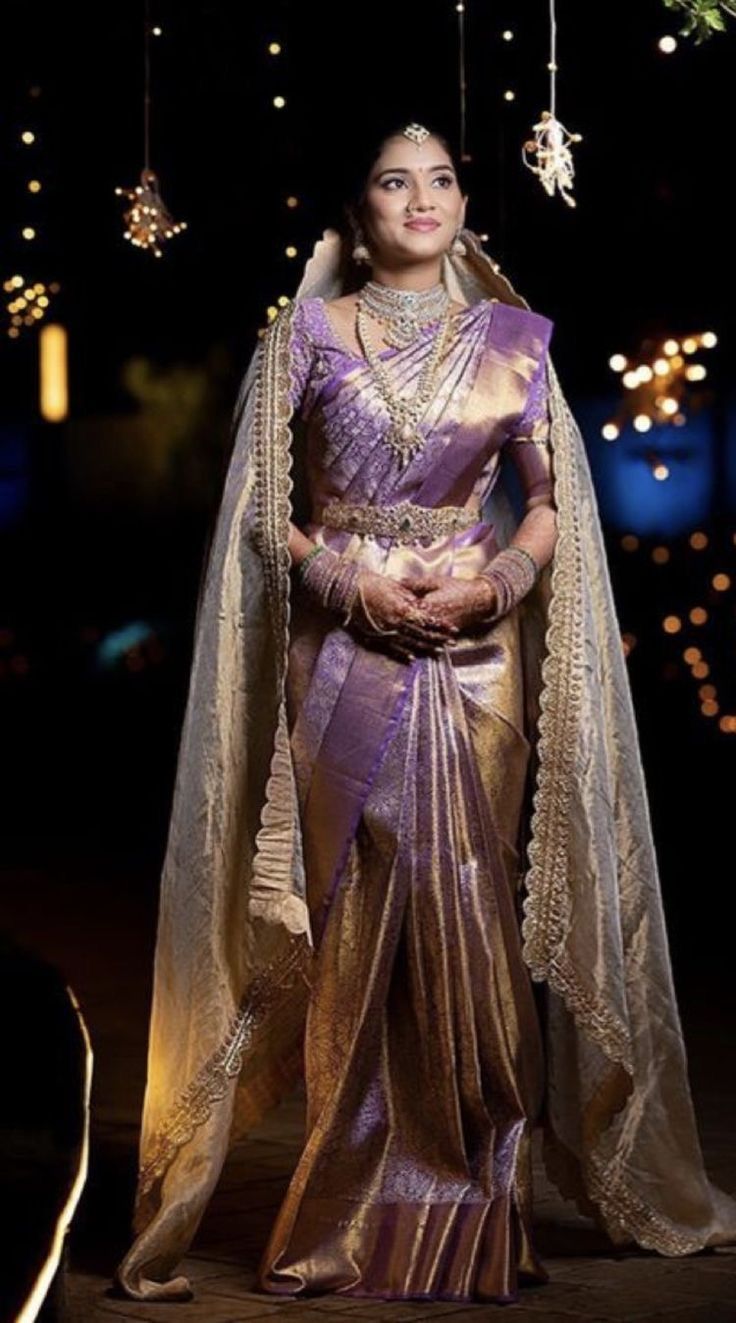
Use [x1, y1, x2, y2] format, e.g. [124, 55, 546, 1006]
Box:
[135, 933, 312, 1205]
[134, 305, 312, 1209]
[541, 1122, 703, 1256]
[516, 355, 711, 1256]
[249, 305, 313, 934]
[253, 309, 295, 665]
[586, 1151, 707, 1256]
[519, 355, 633, 1073]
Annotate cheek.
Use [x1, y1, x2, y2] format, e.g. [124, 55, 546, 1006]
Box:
[367, 191, 407, 223]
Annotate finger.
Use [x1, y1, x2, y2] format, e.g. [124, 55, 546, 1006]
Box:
[400, 621, 455, 644]
[398, 577, 442, 596]
[396, 625, 448, 652]
[424, 615, 460, 633]
[388, 643, 416, 663]
[406, 611, 460, 635]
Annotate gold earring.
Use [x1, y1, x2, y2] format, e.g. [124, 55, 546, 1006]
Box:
[352, 228, 371, 264]
[451, 226, 466, 256]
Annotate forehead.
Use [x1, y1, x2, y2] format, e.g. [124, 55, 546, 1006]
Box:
[371, 136, 454, 172]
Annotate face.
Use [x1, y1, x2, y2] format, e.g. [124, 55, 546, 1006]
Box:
[358, 134, 467, 266]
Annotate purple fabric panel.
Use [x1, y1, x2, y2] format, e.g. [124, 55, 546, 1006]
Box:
[412, 305, 554, 509]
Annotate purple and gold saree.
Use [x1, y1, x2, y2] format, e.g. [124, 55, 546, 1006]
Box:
[114, 228, 736, 1305]
[255, 292, 554, 1300]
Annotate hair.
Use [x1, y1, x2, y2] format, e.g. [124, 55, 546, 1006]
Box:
[323, 119, 469, 292]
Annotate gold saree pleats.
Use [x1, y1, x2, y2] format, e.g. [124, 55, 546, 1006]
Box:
[257, 628, 548, 1303]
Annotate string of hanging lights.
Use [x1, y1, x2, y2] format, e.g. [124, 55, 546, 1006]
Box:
[115, 2, 186, 258]
[3, 90, 60, 339]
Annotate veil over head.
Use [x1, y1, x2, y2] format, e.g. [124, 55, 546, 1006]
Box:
[115, 225, 736, 1301]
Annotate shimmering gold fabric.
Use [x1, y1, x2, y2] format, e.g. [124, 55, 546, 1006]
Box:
[255, 592, 548, 1301]
[259, 621, 547, 1302]
[258, 462, 548, 1297]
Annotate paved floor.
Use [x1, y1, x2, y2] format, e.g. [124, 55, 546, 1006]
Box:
[5, 860, 736, 1322]
[68, 1093, 736, 1323]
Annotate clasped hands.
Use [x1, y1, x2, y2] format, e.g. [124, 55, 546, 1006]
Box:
[349, 568, 496, 664]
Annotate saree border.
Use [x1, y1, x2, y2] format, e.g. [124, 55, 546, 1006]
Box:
[249, 305, 314, 937]
[133, 304, 313, 1216]
[518, 356, 633, 1075]
[134, 933, 311, 1210]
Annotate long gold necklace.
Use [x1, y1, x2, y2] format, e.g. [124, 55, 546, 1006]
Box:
[355, 299, 455, 469]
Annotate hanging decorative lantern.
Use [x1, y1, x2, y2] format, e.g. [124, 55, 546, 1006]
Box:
[114, 3, 186, 257]
[521, 1, 583, 206]
[522, 110, 583, 208]
[115, 169, 186, 258]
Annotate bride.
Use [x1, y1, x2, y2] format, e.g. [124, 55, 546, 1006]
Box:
[114, 119, 736, 1304]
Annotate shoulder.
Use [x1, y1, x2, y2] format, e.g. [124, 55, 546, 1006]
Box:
[264, 297, 323, 346]
[486, 299, 554, 360]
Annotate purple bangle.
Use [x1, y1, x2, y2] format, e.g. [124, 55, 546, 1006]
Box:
[476, 546, 539, 623]
[299, 545, 365, 624]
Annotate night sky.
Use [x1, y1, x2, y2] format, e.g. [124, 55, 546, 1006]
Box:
[2, 0, 733, 409]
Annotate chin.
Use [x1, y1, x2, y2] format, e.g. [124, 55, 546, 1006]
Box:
[396, 233, 446, 258]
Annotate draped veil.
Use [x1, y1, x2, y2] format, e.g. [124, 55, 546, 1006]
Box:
[115, 227, 736, 1301]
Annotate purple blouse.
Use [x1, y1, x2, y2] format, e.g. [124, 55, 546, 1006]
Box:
[282, 294, 555, 542]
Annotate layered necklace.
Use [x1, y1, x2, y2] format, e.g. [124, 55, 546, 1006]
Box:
[355, 279, 455, 468]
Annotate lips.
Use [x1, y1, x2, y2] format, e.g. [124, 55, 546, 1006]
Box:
[404, 220, 440, 231]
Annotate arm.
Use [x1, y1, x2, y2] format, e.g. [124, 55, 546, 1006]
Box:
[501, 416, 557, 570]
[474, 352, 558, 621]
[288, 519, 319, 568]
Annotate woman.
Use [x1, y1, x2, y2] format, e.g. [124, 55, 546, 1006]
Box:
[114, 121, 736, 1305]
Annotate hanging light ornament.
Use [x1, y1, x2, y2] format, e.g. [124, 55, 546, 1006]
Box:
[522, 0, 583, 206]
[115, 2, 186, 257]
[116, 168, 186, 257]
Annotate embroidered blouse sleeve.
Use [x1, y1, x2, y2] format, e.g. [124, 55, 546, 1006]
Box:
[502, 347, 556, 513]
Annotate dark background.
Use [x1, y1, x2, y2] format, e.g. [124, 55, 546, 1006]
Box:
[1, 0, 734, 996]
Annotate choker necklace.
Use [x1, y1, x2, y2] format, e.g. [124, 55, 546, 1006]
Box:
[358, 278, 450, 349]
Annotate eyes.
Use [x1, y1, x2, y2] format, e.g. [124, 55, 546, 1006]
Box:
[380, 174, 456, 191]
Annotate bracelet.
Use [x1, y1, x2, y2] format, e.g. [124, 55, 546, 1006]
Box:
[298, 544, 366, 625]
[295, 543, 327, 581]
[476, 545, 540, 624]
[506, 545, 539, 579]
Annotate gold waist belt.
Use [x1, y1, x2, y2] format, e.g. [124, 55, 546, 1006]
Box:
[318, 498, 481, 545]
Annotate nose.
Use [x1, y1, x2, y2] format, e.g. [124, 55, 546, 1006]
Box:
[406, 178, 436, 211]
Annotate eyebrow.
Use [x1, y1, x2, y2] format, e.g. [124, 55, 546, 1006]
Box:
[375, 164, 455, 178]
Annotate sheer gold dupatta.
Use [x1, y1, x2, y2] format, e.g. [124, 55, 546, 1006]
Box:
[115, 227, 736, 1302]
[458, 234, 736, 1256]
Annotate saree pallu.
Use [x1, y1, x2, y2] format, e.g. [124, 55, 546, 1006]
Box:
[255, 294, 554, 1300]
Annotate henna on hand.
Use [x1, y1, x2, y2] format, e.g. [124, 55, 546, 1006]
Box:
[398, 574, 498, 635]
[350, 572, 459, 662]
